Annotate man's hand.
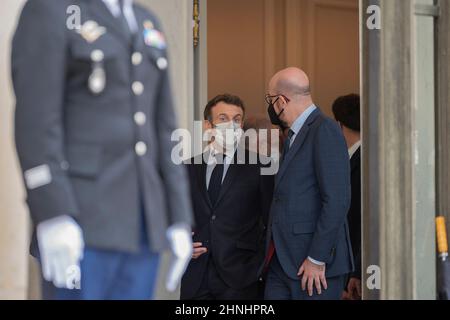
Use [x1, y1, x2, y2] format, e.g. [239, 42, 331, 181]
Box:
[298, 259, 328, 296]
[191, 232, 207, 259]
[192, 242, 208, 259]
[346, 277, 362, 300]
[341, 290, 352, 300]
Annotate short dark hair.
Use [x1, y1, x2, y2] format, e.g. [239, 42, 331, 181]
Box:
[204, 94, 245, 121]
[332, 94, 360, 132]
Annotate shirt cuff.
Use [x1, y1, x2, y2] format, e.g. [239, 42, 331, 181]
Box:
[308, 256, 325, 266]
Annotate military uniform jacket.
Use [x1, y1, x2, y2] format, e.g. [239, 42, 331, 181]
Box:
[12, 0, 193, 253]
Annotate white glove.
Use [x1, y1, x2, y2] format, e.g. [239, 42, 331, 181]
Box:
[165, 224, 193, 292]
[37, 215, 84, 289]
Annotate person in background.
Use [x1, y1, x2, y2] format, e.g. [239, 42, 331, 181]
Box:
[332, 94, 362, 300]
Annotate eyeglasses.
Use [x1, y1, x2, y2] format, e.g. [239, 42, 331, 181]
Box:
[265, 94, 291, 105]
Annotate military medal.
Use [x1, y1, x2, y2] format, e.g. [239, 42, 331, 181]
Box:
[143, 20, 154, 30]
[77, 20, 106, 43]
[143, 20, 166, 50]
[88, 49, 106, 95]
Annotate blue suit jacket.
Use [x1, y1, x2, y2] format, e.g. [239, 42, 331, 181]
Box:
[268, 108, 354, 280]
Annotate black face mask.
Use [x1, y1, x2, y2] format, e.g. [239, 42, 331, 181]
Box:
[268, 103, 287, 129]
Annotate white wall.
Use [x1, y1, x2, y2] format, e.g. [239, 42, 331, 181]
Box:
[0, 0, 29, 300]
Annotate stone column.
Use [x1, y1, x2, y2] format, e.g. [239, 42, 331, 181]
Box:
[361, 0, 437, 300]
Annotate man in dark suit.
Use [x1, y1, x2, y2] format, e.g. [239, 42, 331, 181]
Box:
[263, 68, 353, 300]
[12, 0, 193, 299]
[180, 94, 274, 300]
[332, 94, 362, 300]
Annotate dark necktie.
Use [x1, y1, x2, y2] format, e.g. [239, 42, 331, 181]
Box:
[117, 0, 132, 40]
[208, 154, 225, 206]
[281, 129, 295, 162]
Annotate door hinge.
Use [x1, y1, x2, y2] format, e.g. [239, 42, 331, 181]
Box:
[194, 0, 200, 47]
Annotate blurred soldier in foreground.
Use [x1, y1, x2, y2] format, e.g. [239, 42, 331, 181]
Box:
[12, 0, 193, 300]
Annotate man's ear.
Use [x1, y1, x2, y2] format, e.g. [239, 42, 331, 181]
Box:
[279, 96, 288, 105]
[203, 119, 213, 131]
[275, 97, 287, 113]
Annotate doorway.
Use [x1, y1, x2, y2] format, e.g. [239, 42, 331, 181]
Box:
[206, 0, 360, 118]
[198, 0, 443, 300]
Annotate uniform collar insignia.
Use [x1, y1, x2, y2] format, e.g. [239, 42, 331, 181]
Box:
[77, 20, 107, 43]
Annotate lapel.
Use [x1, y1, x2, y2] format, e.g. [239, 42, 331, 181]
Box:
[194, 153, 212, 209]
[275, 109, 321, 188]
[350, 147, 361, 172]
[87, 0, 131, 45]
[132, 4, 147, 52]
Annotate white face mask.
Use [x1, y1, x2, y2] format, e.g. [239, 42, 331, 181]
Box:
[212, 121, 243, 152]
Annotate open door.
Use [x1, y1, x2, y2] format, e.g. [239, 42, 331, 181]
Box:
[205, 0, 360, 118]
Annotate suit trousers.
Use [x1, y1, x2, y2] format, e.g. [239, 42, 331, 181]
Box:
[190, 255, 259, 300]
[264, 253, 345, 300]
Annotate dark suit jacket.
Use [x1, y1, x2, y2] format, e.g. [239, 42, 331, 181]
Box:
[267, 108, 354, 280]
[348, 147, 361, 279]
[12, 0, 193, 254]
[180, 149, 274, 299]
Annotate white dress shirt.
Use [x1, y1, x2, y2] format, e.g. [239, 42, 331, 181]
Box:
[102, 0, 138, 33]
[348, 140, 361, 159]
[289, 104, 318, 148]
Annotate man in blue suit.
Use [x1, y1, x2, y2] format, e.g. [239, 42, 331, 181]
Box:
[263, 68, 353, 300]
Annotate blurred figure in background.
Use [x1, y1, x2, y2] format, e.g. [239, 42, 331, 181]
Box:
[12, 0, 193, 300]
[332, 94, 362, 300]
